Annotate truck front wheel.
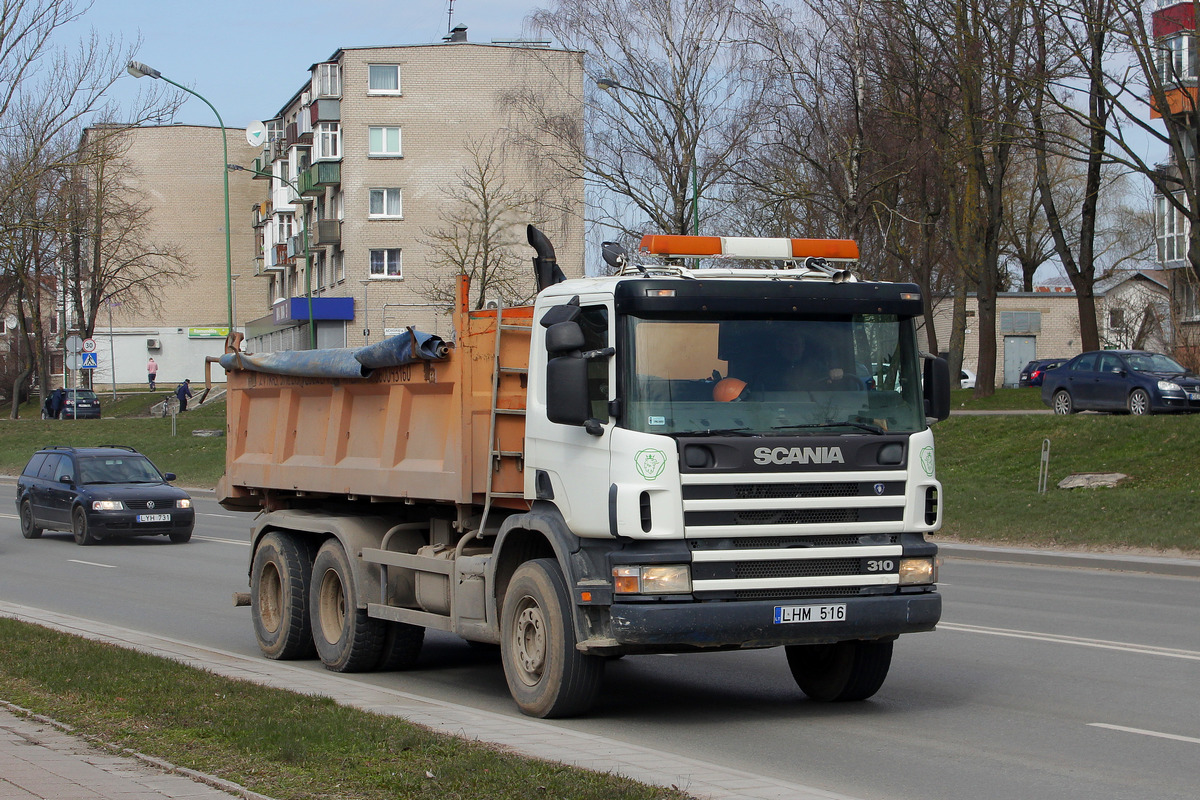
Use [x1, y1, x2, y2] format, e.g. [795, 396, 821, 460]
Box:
[251, 532, 315, 660]
[500, 559, 604, 718]
[310, 539, 384, 672]
[786, 639, 893, 702]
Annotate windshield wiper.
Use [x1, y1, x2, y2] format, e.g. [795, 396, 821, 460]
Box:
[680, 427, 758, 437]
[772, 421, 887, 435]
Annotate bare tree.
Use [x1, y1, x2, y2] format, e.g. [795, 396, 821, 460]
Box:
[525, 0, 757, 236]
[420, 138, 543, 310]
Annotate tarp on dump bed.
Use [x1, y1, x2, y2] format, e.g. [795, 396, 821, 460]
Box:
[219, 328, 450, 379]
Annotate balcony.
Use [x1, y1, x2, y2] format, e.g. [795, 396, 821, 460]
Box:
[270, 243, 291, 267]
[298, 161, 341, 196]
[310, 99, 340, 124]
[251, 156, 272, 177]
[313, 219, 341, 247]
[251, 201, 270, 228]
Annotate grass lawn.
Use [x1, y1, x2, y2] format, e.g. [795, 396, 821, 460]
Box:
[0, 619, 690, 800]
[934, 413, 1200, 552]
[0, 394, 227, 487]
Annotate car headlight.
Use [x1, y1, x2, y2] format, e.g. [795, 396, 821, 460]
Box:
[91, 500, 123, 511]
[175, 499, 192, 508]
[898, 557, 937, 585]
[1157, 380, 1182, 392]
[613, 565, 691, 594]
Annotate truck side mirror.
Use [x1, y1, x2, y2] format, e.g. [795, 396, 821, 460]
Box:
[545, 321, 584, 354]
[546, 356, 590, 425]
[923, 356, 951, 422]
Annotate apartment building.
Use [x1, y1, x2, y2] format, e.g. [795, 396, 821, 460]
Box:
[1151, 0, 1200, 349]
[73, 124, 262, 388]
[241, 32, 585, 352]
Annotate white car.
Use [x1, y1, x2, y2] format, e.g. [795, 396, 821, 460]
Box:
[959, 368, 976, 389]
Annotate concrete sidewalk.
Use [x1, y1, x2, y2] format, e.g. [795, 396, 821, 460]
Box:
[0, 704, 267, 800]
[0, 602, 856, 800]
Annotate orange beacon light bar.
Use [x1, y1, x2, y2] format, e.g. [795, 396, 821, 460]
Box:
[638, 235, 859, 261]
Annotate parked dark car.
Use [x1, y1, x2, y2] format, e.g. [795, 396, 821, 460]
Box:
[15, 446, 194, 545]
[1040, 350, 1200, 415]
[1019, 358, 1069, 388]
[41, 389, 102, 419]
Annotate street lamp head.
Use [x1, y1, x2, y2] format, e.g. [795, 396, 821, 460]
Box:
[126, 61, 162, 80]
[226, 163, 246, 171]
[596, 77, 622, 92]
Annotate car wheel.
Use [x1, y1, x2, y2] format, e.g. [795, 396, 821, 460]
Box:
[72, 507, 97, 546]
[169, 527, 193, 544]
[19, 499, 43, 539]
[1052, 389, 1075, 415]
[1127, 388, 1151, 416]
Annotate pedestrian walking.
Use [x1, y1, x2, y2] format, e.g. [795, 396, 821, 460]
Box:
[147, 357, 158, 391]
[176, 379, 193, 413]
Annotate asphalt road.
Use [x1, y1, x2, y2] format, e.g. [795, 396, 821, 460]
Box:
[1, 484, 1197, 800]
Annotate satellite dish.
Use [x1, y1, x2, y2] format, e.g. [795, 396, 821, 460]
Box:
[246, 120, 267, 148]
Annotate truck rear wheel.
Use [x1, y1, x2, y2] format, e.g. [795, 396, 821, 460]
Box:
[786, 640, 893, 702]
[500, 559, 604, 718]
[375, 622, 425, 671]
[251, 532, 315, 660]
[310, 539, 384, 672]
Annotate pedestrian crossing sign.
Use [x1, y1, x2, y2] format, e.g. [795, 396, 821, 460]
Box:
[80, 352, 98, 369]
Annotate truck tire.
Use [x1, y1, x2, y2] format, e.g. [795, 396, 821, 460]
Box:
[251, 532, 316, 660]
[20, 499, 43, 539]
[500, 559, 604, 718]
[375, 622, 425, 671]
[310, 539, 384, 672]
[786, 640, 893, 702]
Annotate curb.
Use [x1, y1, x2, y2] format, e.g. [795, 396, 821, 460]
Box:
[938, 542, 1200, 578]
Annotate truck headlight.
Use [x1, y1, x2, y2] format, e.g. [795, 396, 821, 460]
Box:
[613, 565, 691, 594]
[898, 557, 937, 585]
[91, 500, 123, 511]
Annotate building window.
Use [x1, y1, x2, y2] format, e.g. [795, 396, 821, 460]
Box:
[266, 119, 284, 142]
[368, 64, 401, 94]
[369, 188, 403, 218]
[1108, 308, 1125, 330]
[1178, 277, 1200, 320]
[275, 212, 294, 244]
[1157, 195, 1189, 263]
[313, 251, 326, 290]
[314, 123, 340, 160]
[369, 248, 402, 278]
[1000, 311, 1041, 334]
[333, 249, 345, 282]
[369, 126, 402, 157]
[1158, 34, 1198, 83]
[315, 63, 341, 98]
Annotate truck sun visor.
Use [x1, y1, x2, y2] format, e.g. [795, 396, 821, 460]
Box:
[219, 327, 449, 379]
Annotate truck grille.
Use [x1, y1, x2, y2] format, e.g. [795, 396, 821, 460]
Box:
[682, 471, 908, 598]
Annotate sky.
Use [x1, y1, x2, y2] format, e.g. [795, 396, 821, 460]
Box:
[65, 0, 547, 134]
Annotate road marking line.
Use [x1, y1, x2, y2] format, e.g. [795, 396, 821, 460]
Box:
[940, 622, 1200, 661]
[194, 536, 250, 546]
[67, 559, 117, 569]
[1088, 723, 1200, 745]
[0, 513, 18, 519]
[199, 513, 243, 519]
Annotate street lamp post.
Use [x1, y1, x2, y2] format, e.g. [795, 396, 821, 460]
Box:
[359, 279, 371, 343]
[596, 76, 700, 236]
[126, 61, 234, 333]
[227, 164, 315, 349]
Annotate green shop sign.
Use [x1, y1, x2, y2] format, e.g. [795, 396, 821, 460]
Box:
[189, 327, 231, 338]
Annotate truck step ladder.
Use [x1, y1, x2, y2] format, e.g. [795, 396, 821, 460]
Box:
[479, 300, 530, 534]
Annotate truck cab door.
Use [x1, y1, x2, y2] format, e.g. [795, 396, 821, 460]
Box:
[524, 298, 613, 538]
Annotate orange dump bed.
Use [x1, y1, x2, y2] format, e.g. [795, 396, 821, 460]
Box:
[218, 275, 531, 511]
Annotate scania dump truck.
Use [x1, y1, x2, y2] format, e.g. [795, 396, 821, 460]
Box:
[219, 227, 951, 718]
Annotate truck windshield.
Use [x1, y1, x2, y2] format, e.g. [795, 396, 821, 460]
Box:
[622, 313, 925, 435]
